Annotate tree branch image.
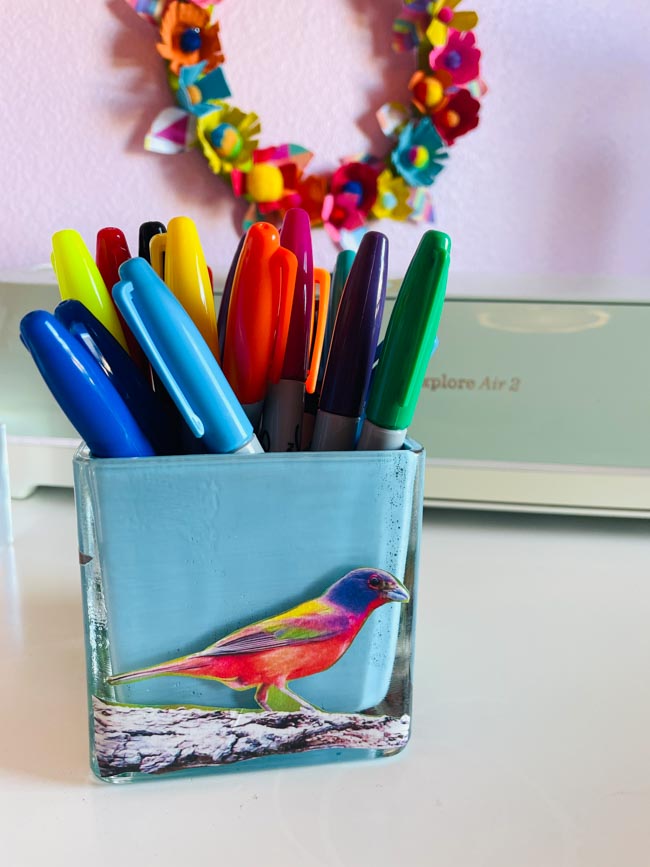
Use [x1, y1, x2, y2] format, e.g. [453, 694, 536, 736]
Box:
[94, 698, 410, 775]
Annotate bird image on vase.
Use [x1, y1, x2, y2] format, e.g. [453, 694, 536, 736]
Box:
[107, 567, 409, 711]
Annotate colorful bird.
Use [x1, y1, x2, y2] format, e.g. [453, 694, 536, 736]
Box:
[107, 568, 409, 711]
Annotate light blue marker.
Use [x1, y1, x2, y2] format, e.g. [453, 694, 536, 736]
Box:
[113, 258, 263, 456]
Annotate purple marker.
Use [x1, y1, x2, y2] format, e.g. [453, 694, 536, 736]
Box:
[310, 231, 388, 452]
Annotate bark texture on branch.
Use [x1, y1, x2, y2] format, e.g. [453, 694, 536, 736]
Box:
[92, 697, 410, 776]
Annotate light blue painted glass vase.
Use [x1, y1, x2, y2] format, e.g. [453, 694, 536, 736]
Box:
[74, 440, 425, 782]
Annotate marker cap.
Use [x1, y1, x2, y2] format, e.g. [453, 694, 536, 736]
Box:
[95, 227, 148, 369]
[114, 258, 256, 455]
[20, 310, 154, 458]
[138, 221, 166, 262]
[222, 223, 297, 405]
[280, 208, 314, 381]
[52, 229, 128, 351]
[319, 231, 388, 418]
[365, 230, 451, 431]
[55, 299, 178, 455]
[165, 216, 220, 361]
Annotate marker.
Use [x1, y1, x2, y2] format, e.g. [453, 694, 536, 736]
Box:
[321, 249, 355, 383]
[311, 232, 388, 451]
[357, 231, 451, 450]
[216, 234, 245, 360]
[138, 221, 166, 262]
[95, 227, 148, 371]
[158, 216, 220, 361]
[51, 229, 129, 352]
[262, 209, 331, 451]
[114, 258, 263, 455]
[19, 310, 155, 458]
[149, 233, 167, 278]
[55, 300, 179, 455]
[303, 249, 355, 449]
[222, 223, 298, 427]
[95, 227, 131, 291]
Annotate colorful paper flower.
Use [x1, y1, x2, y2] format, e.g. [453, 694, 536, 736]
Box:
[392, 5, 430, 53]
[330, 162, 379, 215]
[407, 186, 435, 222]
[295, 174, 329, 225]
[197, 104, 260, 175]
[245, 164, 286, 203]
[253, 145, 311, 210]
[176, 61, 231, 116]
[433, 88, 480, 144]
[144, 106, 197, 154]
[371, 170, 413, 221]
[427, 1, 479, 47]
[376, 102, 412, 138]
[322, 192, 367, 245]
[391, 118, 448, 187]
[467, 78, 488, 100]
[429, 30, 481, 85]
[319, 160, 382, 243]
[157, 2, 224, 76]
[232, 145, 313, 220]
[409, 70, 452, 115]
[125, 0, 173, 27]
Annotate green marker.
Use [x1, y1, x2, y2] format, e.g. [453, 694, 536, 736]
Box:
[357, 231, 451, 451]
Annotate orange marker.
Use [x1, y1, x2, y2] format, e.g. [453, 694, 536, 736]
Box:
[222, 223, 297, 427]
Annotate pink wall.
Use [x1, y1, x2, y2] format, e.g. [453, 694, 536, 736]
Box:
[2, 0, 650, 280]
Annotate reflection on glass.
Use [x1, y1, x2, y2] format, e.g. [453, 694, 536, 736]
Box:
[0, 544, 22, 646]
[0, 423, 12, 544]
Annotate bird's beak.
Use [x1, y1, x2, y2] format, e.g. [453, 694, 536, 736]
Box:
[383, 580, 410, 603]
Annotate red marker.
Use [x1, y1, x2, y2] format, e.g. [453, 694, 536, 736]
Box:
[95, 228, 148, 372]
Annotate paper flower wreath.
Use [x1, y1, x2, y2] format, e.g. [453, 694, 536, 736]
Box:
[126, 0, 486, 249]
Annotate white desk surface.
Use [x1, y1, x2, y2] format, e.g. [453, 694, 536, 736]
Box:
[2, 489, 649, 867]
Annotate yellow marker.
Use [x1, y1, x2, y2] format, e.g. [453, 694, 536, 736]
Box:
[149, 233, 167, 279]
[164, 216, 219, 362]
[51, 230, 128, 351]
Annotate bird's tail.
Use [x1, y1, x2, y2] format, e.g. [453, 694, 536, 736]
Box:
[106, 654, 212, 686]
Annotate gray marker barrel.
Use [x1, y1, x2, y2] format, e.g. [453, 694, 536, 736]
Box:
[357, 419, 406, 451]
[311, 410, 359, 451]
[261, 379, 304, 451]
[233, 434, 264, 455]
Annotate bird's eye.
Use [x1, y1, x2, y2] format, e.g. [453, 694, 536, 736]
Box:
[368, 575, 381, 589]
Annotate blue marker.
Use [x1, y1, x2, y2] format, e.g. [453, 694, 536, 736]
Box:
[54, 299, 180, 456]
[20, 310, 155, 458]
[113, 258, 263, 455]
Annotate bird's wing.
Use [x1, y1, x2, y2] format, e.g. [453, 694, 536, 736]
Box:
[201, 601, 350, 657]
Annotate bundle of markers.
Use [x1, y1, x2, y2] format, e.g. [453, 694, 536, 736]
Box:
[19, 209, 450, 458]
